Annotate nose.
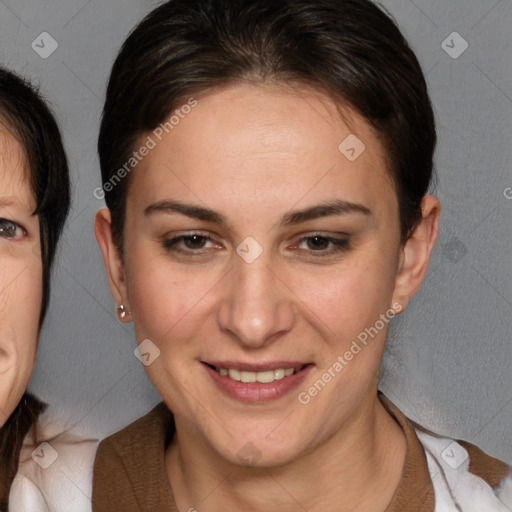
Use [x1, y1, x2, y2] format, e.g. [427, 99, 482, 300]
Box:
[216, 250, 296, 349]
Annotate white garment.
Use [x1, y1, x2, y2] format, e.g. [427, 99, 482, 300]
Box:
[8, 410, 511, 511]
[416, 428, 512, 512]
[8, 409, 98, 512]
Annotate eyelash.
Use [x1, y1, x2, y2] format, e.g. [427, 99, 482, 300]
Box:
[294, 235, 350, 256]
[0, 218, 27, 240]
[163, 232, 351, 258]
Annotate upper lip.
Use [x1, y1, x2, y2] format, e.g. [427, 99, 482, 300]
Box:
[203, 361, 310, 372]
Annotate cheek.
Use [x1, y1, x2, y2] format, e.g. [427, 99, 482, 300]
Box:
[0, 260, 42, 335]
[0, 264, 41, 421]
[124, 248, 213, 343]
[293, 248, 398, 342]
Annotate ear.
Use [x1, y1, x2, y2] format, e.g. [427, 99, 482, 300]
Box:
[392, 195, 440, 312]
[94, 208, 131, 322]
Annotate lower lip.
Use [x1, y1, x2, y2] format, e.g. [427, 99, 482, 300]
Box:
[203, 364, 312, 403]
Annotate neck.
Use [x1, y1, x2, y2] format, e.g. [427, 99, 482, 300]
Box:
[166, 393, 406, 512]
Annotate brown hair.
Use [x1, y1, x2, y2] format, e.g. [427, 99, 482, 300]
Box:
[99, 0, 436, 251]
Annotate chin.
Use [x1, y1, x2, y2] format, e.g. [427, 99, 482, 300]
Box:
[206, 426, 306, 469]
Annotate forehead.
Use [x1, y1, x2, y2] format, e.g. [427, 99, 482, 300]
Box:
[0, 124, 34, 207]
[129, 82, 395, 213]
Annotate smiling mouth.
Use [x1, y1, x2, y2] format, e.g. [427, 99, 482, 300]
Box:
[204, 363, 309, 384]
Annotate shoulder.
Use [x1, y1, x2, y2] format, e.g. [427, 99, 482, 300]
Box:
[94, 402, 172, 464]
[9, 409, 98, 512]
[92, 403, 174, 512]
[93, 402, 173, 474]
[415, 427, 512, 510]
[9, 473, 49, 512]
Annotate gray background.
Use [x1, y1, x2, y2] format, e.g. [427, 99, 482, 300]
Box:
[0, 0, 510, 463]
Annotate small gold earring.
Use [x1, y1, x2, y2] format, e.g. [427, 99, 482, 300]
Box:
[117, 304, 129, 320]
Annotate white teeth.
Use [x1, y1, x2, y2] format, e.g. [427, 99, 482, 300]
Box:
[228, 369, 241, 381]
[217, 367, 300, 383]
[273, 369, 285, 380]
[256, 370, 275, 383]
[240, 371, 257, 383]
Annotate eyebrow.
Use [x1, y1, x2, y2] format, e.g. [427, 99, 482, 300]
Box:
[0, 197, 37, 216]
[145, 200, 226, 224]
[281, 200, 371, 225]
[145, 199, 371, 226]
[0, 197, 15, 207]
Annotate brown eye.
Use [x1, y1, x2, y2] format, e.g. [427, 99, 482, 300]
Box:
[163, 232, 222, 256]
[182, 235, 208, 249]
[294, 234, 350, 257]
[306, 236, 330, 250]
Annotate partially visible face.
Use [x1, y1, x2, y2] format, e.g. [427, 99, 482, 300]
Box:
[102, 83, 416, 466]
[0, 126, 42, 427]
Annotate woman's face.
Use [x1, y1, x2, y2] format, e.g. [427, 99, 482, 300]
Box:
[97, 83, 438, 466]
[0, 127, 42, 427]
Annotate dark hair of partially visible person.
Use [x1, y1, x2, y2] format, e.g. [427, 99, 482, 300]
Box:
[0, 67, 71, 510]
[98, 0, 437, 254]
[0, 394, 46, 510]
[0, 68, 71, 324]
